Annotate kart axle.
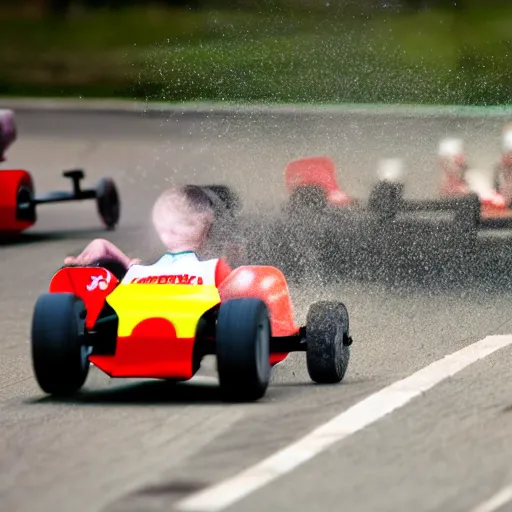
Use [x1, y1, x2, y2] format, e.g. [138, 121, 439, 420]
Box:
[269, 335, 307, 353]
[33, 189, 96, 205]
[33, 168, 97, 205]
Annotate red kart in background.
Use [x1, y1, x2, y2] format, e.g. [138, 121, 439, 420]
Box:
[245, 147, 507, 276]
[0, 109, 120, 237]
[281, 126, 512, 232]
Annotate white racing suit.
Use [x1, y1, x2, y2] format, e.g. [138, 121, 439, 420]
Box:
[121, 251, 220, 286]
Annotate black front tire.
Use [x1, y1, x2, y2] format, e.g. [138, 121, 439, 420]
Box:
[216, 298, 271, 402]
[31, 293, 89, 396]
[306, 301, 351, 384]
[16, 181, 36, 223]
[96, 178, 120, 229]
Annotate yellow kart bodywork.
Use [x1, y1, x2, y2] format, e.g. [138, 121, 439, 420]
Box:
[89, 283, 221, 379]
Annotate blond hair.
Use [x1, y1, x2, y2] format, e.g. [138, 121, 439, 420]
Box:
[152, 185, 215, 252]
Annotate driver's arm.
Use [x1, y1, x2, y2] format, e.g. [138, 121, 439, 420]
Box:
[64, 238, 140, 269]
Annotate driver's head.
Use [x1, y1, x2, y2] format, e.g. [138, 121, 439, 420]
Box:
[152, 185, 215, 253]
[0, 110, 16, 162]
[501, 122, 512, 168]
[438, 138, 466, 174]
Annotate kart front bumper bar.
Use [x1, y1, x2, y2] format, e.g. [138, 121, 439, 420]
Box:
[33, 189, 97, 205]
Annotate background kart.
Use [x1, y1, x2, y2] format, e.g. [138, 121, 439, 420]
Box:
[436, 136, 512, 229]
[31, 258, 352, 403]
[0, 109, 120, 236]
[243, 156, 487, 279]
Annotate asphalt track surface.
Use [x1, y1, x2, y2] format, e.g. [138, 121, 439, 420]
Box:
[2, 108, 512, 512]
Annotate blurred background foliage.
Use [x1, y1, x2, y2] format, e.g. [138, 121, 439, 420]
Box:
[0, 0, 510, 105]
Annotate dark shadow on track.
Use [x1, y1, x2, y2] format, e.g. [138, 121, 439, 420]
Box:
[272, 376, 368, 388]
[25, 377, 294, 406]
[26, 380, 224, 406]
[25, 374, 353, 407]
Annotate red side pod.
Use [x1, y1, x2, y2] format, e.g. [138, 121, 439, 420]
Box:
[49, 267, 119, 329]
[0, 169, 35, 233]
[284, 157, 339, 194]
[219, 265, 301, 366]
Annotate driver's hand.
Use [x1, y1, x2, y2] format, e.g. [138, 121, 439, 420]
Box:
[64, 239, 110, 266]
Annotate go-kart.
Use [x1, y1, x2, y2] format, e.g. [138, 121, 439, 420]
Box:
[282, 150, 512, 230]
[243, 155, 483, 278]
[30, 258, 353, 402]
[436, 137, 512, 230]
[0, 109, 120, 236]
[282, 154, 478, 225]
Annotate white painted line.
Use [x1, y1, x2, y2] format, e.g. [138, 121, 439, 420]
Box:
[469, 486, 512, 512]
[177, 335, 512, 512]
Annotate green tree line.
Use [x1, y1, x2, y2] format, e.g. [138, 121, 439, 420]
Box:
[0, 0, 510, 105]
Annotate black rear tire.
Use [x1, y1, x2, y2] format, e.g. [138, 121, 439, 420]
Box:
[368, 181, 404, 221]
[216, 298, 271, 402]
[287, 185, 327, 214]
[31, 293, 89, 396]
[306, 301, 351, 384]
[96, 178, 120, 230]
[203, 185, 242, 214]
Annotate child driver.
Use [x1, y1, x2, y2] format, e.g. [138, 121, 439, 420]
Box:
[64, 185, 233, 287]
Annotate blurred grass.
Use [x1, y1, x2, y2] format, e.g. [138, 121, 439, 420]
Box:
[0, 4, 510, 105]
